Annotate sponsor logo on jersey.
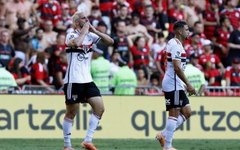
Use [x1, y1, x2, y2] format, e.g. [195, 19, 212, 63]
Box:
[77, 53, 88, 61]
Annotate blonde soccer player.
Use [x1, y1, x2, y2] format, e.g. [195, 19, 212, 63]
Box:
[62, 12, 113, 150]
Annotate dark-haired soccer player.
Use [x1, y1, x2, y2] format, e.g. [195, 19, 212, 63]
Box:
[156, 21, 196, 150]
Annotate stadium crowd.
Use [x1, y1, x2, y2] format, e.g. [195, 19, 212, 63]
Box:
[0, 0, 240, 95]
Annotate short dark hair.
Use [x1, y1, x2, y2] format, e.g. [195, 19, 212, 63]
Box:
[173, 20, 187, 31]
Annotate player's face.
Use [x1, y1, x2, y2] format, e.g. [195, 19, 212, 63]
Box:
[182, 25, 190, 39]
[78, 13, 89, 27]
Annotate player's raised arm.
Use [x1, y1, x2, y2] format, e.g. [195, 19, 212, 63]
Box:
[89, 23, 114, 45]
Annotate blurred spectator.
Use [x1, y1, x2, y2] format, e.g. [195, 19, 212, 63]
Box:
[185, 54, 206, 95]
[126, 12, 147, 35]
[91, 45, 111, 94]
[30, 52, 54, 92]
[225, 57, 240, 86]
[135, 66, 148, 95]
[188, 53, 203, 71]
[111, 58, 137, 95]
[212, 16, 232, 66]
[68, 0, 77, 15]
[77, 0, 92, 17]
[185, 32, 203, 57]
[111, 20, 129, 61]
[0, 17, 8, 32]
[167, 0, 185, 36]
[0, 62, 17, 91]
[151, 32, 166, 59]
[88, 6, 103, 27]
[183, 0, 203, 28]
[199, 39, 225, 79]
[144, 72, 162, 95]
[206, 61, 223, 86]
[0, 30, 15, 68]
[3, 0, 26, 30]
[155, 48, 166, 81]
[30, 28, 44, 52]
[220, 0, 240, 30]
[193, 21, 206, 41]
[227, 22, 240, 66]
[9, 57, 31, 86]
[35, 0, 62, 28]
[136, 66, 148, 86]
[98, 0, 113, 17]
[140, 5, 162, 37]
[41, 20, 57, 50]
[109, 51, 120, 79]
[127, 30, 153, 70]
[112, 4, 131, 33]
[112, 0, 131, 18]
[98, 0, 113, 33]
[12, 17, 37, 63]
[56, 3, 72, 32]
[203, 0, 220, 39]
[151, 32, 166, 74]
[0, 0, 5, 19]
[48, 49, 67, 90]
[47, 33, 66, 89]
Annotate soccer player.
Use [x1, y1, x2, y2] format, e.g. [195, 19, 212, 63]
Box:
[156, 21, 196, 150]
[62, 12, 114, 150]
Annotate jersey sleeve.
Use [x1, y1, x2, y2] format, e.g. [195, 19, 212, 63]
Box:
[89, 32, 101, 44]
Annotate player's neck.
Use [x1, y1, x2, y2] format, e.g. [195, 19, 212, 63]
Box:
[174, 35, 184, 44]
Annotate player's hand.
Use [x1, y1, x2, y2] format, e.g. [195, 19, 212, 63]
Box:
[89, 23, 97, 33]
[81, 22, 90, 34]
[186, 83, 196, 96]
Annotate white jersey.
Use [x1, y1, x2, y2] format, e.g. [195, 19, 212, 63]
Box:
[64, 30, 100, 84]
[162, 38, 187, 92]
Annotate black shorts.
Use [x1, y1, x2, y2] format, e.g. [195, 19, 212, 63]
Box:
[63, 82, 101, 104]
[164, 90, 189, 111]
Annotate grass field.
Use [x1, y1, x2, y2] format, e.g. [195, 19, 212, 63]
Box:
[0, 139, 239, 150]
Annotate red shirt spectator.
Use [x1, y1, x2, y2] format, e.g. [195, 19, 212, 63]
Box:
[167, 2, 184, 33]
[99, 0, 113, 16]
[31, 62, 49, 85]
[225, 58, 240, 86]
[204, 1, 219, 39]
[130, 44, 150, 69]
[155, 48, 167, 75]
[37, 0, 62, 27]
[220, 5, 240, 29]
[199, 53, 221, 67]
[30, 52, 49, 85]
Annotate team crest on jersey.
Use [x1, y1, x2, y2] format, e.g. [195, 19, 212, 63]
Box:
[77, 52, 88, 61]
[72, 95, 78, 101]
[165, 99, 170, 105]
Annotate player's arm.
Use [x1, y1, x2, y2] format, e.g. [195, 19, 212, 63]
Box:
[89, 23, 114, 45]
[173, 60, 196, 95]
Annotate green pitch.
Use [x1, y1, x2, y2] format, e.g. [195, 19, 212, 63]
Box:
[0, 139, 239, 150]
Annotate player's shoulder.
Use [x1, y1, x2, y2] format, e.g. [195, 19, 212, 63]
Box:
[167, 38, 181, 46]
